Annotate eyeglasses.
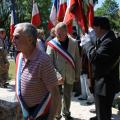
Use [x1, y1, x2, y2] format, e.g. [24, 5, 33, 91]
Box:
[55, 31, 67, 38]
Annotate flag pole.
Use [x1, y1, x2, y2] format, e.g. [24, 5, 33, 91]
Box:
[11, 0, 17, 25]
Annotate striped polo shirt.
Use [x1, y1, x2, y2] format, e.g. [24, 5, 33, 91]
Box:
[20, 48, 58, 107]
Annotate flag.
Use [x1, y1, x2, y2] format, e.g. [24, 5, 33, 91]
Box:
[63, 0, 75, 25]
[87, 0, 94, 27]
[10, 1, 17, 42]
[10, 10, 15, 41]
[57, 0, 67, 22]
[64, 0, 87, 33]
[49, 0, 59, 26]
[63, 0, 75, 34]
[70, 0, 88, 33]
[87, 0, 98, 27]
[47, 20, 54, 30]
[31, 1, 41, 27]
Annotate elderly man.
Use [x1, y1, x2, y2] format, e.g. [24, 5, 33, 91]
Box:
[46, 22, 81, 120]
[13, 23, 60, 120]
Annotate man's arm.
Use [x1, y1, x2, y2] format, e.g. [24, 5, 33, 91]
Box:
[42, 55, 61, 120]
[48, 85, 61, 120]
[46, 44, 63, 82]
[75, 41, 81, 81]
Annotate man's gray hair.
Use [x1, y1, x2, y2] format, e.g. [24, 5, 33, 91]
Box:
[55, 22, 67, 31]
[15, 23, 37, 46]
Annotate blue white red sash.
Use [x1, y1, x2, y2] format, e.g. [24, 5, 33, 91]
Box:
[47, 38, 75, 69]
[16, 53, 51, 120]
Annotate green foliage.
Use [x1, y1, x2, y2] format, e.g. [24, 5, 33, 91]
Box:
[0, 0, 52, 35]
[0, 1, 10, 30]
[95, 0, 120, 32]
[15, 0, 52, 32]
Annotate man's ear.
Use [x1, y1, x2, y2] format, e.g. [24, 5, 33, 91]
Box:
[28, 37, 33, 43]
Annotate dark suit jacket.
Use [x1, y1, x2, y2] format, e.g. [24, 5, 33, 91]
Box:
[83, 31, 120, 96]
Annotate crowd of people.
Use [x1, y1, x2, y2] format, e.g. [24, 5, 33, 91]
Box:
[0, 16, 120, 120]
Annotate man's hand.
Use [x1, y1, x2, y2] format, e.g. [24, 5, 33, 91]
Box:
[48, 86, 61, 120]
[58, 78, 64, 85]
[88, 27, 96, 45]
[80, 33, 91, 46]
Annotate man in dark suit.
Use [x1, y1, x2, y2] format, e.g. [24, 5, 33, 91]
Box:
[80, 17, 120, 120]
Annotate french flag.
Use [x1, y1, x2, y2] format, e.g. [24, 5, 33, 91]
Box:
[63, 0, 74, 25]
[49, 0, 59, 26]
[10, 10, 15, 42]
[63, 0, 75, 34]
[87, 0, 94, 28]
[31, 1, 41, 27]
[57, 0, 67, 22]
[10, 1, 17, 42]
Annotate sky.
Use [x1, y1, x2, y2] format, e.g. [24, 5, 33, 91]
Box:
[94, 0, 120, 10]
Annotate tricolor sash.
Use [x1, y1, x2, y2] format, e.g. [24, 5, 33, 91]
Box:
[47, 38, 75, 69]
[16, 53, 51, 120]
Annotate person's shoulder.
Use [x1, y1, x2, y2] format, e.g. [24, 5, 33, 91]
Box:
[68, 34, 76, 41]
[68, 34, 78, 46]
[38, 50, 51, 61]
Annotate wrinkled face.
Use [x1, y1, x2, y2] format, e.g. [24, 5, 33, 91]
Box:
[13, 27, 31, 52]
[55, 28, 67, 42]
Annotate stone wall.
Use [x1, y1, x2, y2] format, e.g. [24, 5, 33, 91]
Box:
[0, 82, 22, 120]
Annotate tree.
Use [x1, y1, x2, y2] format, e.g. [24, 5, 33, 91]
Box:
[0, 0, 52, 35]
[95, 0, 120, 32]
[15, 0, 52, 31]
[0, 1, 10, 28]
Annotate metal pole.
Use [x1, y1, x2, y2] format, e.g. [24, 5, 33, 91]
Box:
[11, 0, 17, 24]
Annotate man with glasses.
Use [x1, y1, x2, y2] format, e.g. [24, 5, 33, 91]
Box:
[46, 22, 81, 120]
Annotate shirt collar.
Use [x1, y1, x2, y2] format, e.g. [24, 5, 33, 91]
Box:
[99, 31, 109, 41]
[27, 47, 40, 61]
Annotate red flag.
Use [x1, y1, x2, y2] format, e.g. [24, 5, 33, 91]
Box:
[63, 0, 75, 34]
[87, 0, 94, 27]
[57, 0, 67, 22]
[63, 0, 75, 25]
[71, 0, 88, 33]
[64, 0, 87, 33]
[47, 20, 54, 30]
[10, 10, 15, 42]
[31, 1, 41, 27]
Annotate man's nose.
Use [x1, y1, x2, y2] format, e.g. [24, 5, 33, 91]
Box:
[12, 37, 16, 43]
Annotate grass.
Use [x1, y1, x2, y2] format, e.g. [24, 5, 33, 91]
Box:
[8, 60, 16, 80]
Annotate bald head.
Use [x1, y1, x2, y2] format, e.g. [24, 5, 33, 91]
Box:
[55, 22, 68, 41]
[55, 22, 67, 32]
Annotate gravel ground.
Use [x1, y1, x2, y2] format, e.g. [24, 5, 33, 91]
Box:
[60, 93, 120, 120]
[7, 73, 120, 120]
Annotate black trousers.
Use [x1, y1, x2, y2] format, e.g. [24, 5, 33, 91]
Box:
[94, 91, 115, 120]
